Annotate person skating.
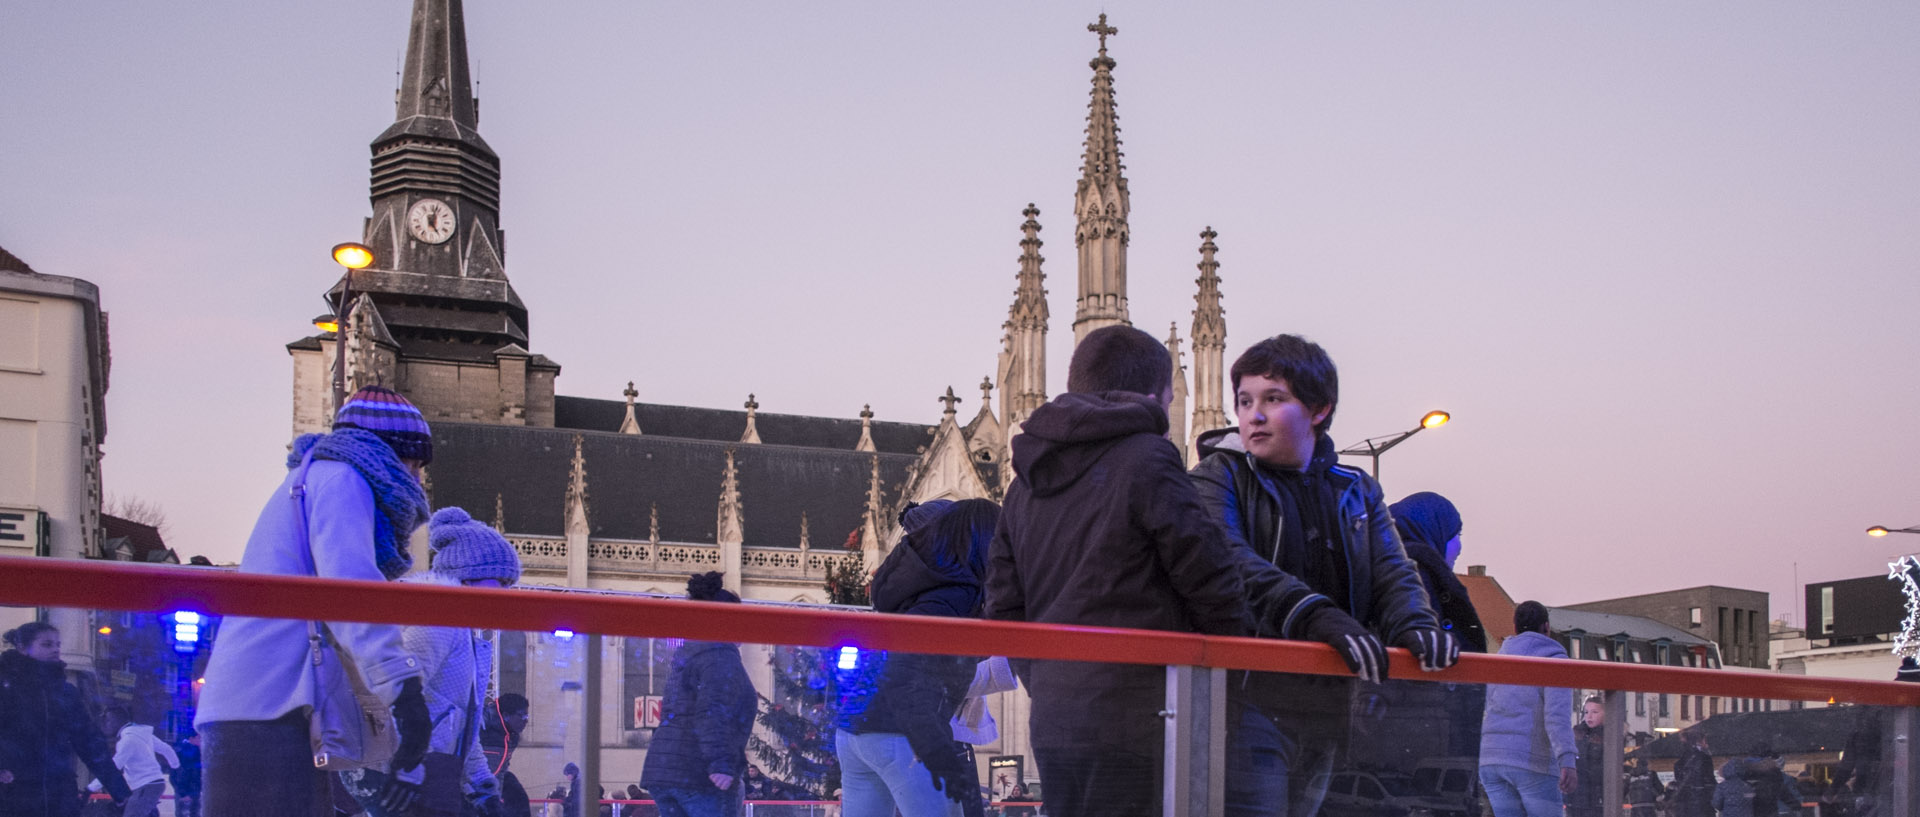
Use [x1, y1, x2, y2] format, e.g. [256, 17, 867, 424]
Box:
[639, 573, 757, 817]
[1189, 334, 1457, 817]
[91, 706, 179, 817]
[480, 694, 532, 817]
[985, 325, 1252, 817]
[339, 507, 522, 817]
[1477, 602, 1578, 817]
[0, 622, 133, 817]
[194, 386, 434, 817]
[836, 499, 998, 817]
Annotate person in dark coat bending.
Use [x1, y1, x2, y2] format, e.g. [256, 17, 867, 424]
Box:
[836, 498, 998, 817]
[640, 573, 758, 817]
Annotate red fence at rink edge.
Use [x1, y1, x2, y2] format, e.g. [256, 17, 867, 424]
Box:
[5, 558, 1919, 707]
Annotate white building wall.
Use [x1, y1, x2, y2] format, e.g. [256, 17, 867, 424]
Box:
[0, 270, 109, 669]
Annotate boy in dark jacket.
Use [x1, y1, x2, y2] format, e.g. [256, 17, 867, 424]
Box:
[985, 325, 1252, 817]
[1189, 334, 1456, 817]
[640, 573, 757, 817]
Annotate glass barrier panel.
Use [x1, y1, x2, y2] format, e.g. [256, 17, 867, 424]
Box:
[3, 600, 1915, 817]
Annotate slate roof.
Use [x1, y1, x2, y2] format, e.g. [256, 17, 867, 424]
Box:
[554, 396, 937, 456]
[428, 422, 917, 547]
[1550, 608, 1715, 647]
[102, 515, 174, 563]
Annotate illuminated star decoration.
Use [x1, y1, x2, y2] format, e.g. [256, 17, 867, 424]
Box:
[1889, 555, 1920, 660]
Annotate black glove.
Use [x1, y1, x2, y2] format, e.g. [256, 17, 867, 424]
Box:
[1301, 605, 1388, 683]
[919, 739, 982, 815]
[389, 677, 431, 773]
[375, 775, 421, 815]
[1397, 628, 1461, 672]
[470, 792, 506, 817]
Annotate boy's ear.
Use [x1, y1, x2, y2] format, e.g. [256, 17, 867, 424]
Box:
[1310, 403, 1333, 428]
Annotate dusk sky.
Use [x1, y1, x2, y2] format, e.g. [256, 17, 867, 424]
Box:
[5, 3, 1918, 624]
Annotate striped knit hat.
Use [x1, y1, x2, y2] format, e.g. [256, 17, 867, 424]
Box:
[334, 386, 433, 464]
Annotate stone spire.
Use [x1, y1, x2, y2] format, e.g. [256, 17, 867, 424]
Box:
[855, 404, 877, 453]
[859, 454, 886, 570]
[1190, 227, 1229, 445]
[563, 435, 590, 586]
[716, 448, 744, 594]
[648, 502, 660, 544]
[618, 381, 641, 435]
[1166, 323, 1191, 466]
[1072, 14, 1132, 345]
[798, 512, 810, 553]
[389, 0, 482, 139]
[938, 387, 962, 420]
[740, 394, 762, 444]
[492, 493, 505, 533]
[998, 202, 1050, 435]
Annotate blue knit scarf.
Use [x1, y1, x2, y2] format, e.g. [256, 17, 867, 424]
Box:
[288, 428, 429, 580]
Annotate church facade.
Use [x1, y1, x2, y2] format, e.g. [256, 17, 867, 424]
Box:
[285, 0, 1238, 795]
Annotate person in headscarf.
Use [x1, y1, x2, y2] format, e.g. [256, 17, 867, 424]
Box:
[1388, 491, 1486, 653]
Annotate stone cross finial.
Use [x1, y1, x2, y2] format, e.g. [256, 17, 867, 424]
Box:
[980, 376, 994, 405]
[623, 381, 638, 403]
[939, 386, 962, 415]
[745, 393, 759, 413]
[860, 404, 874, 421]
[1089, 13, 1118, 55]
[740, 394, 762, 444]
[856, 404, 876, 453]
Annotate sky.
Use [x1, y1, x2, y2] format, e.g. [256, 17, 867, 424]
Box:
[4, 2, 1919, 624]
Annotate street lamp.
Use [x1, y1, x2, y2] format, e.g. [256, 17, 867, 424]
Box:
[327, 242, 375, 412]
[1337, 410, 1450, 480]
[1867, 525, 1920, 537]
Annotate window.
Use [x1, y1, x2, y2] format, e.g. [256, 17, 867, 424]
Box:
[1635, 692, 1645, 716]
[1821, 587, 1835, 634]
[1660, 693, 1670, 717]
[497, 630, 527, 699]
[1690, 607, 1702, 627]
[622, 636, 680, 727]
[1681, 696, 1690, 720]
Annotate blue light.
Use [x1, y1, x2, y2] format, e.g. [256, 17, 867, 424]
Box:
[553, 629, 575, 640]
[836, 646, 860, 670]
[172, 611, 202, 626]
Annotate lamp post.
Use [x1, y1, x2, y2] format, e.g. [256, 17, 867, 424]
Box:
[324, 242, 375, 413]
[1336, 410, 1450, 480]
[1867, 525, 1920, 537]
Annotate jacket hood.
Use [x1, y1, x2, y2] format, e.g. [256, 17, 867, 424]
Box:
[1502, 630, 1567, 658]
[1013, 391, 1169, 497]
[869, 531, 981, 617]
[1390, 491, 1462, 548]
[121, 724, 156, 740]
[1194, 429, 1339, 476]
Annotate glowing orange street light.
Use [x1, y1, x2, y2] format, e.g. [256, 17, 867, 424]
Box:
[1867, 525, 1920, 537]
[326, 242, 376, 410]
[1338, 410, 1453, 480]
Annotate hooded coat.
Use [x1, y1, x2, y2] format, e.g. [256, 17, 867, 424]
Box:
[0, 649, 131, 817]
[1478, 631, 1578, 776]
[984, 391, 1250, 749]
[1388, 492, 1487, 652]
[639, 640, 756, 793]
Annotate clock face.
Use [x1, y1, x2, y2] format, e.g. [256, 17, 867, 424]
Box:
[407, 198, 457, 244]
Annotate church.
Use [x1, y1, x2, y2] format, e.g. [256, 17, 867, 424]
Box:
[285, 0, 1236, 793]
[289, 3, 1236, 600]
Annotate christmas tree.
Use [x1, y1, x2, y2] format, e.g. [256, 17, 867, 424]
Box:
[749, 647, 839, 797]
[824, 529, 869, 606]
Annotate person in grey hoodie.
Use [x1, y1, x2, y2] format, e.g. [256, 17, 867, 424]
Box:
[1478, 602, 1577, 817]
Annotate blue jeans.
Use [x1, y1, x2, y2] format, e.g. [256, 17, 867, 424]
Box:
[835, 730, 961, 817]
[1225, 705, 1335, 817]
[1479, 765, 1564, 817]
[652, 784, 738, 817]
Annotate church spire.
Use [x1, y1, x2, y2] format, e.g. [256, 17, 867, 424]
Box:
[1190, 227, 1229, 443]
[998, 203, 1049, 437]
[716, 448, 744, 594]
[392, 0, 480, 136]
[1167, 322, 1191, 466]
[1072, 14, 1131, 345]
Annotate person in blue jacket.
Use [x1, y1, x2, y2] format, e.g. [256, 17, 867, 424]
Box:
[640, 573, 757, 817]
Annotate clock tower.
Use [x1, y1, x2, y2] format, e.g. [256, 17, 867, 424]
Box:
[290, 0, 559, 433]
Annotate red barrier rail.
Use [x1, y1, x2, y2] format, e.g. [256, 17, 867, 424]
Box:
[5, 559, 1917, 706]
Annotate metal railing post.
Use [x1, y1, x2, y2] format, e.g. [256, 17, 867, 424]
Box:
[1163, 665, 1226, 817]
[1603, 689, 1626, 817]
[584, 633, 603, 817]
[1894, 705, 1916, 817]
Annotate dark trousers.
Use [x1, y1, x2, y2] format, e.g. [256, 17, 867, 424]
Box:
[1032, 744, 1159, 817]
[1224, 704, 1336, 817]
[202, 713, 330, 817]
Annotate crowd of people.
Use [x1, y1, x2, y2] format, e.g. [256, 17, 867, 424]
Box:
[2, 326, 1909, 817]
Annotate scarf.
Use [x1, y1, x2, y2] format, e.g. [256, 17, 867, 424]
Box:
[1254, 433, 1352, 613]
[289, 428, 429, 580]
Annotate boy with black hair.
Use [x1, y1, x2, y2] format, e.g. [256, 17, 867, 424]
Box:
[1190, 333, 1456, 817]
[986, 325, 1252, 817]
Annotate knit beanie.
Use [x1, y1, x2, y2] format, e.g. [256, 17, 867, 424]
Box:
[897, 499, 955, 538]
[334, 385, 434, 464]
[429, 507, 521, 586]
